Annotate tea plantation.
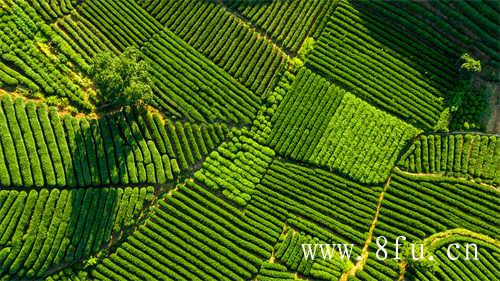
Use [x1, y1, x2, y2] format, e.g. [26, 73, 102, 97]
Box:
[0, 0, 498, 280]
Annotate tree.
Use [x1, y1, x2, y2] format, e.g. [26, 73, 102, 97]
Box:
[459, 53, 481, 73]
[90, 47, 153, 110]
[448, 53, 488, 130]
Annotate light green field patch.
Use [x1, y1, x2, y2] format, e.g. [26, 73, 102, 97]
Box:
[311, 92, 420, 184]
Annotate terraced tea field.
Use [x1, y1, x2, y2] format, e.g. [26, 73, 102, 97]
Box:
[0, 0, 498, 280]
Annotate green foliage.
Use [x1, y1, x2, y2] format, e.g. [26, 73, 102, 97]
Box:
[92, 181, 274, 280]
[450, 83, 491, 131]
[225, 0, 334, 52]
[307, 0, 454, 129]
[0, 96, 231, 188]
[273, 227, 350, 279]
[447, 52, 489, 131]
[1, 2, 497, 281]
[288, 57, 304, 72]
[195, 128, 274, 206]
[44, 96, 69, 109]
[90, 47, 153, 109]
[27, 0, 78, 21]
[369, 171, 500, 279]
[0, 2, 92, 111]
[399, 134, 498, 185]
[460, 53, 482, 73]
[298, 37, 316, 61]
[139, 0, 286, 95]
[0, 187, 154, 278]
[270, 69, 419, 184]
[434, 108, 451, 132]
[402, 241, 440, 273]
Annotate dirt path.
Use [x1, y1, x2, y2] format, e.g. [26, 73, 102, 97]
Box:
[395, 168, 498, 190]
[339, 175, 392, 281]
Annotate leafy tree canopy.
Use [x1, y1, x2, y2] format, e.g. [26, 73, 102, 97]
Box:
[90, 47, 153, 110]
[460, 53, 481, 73]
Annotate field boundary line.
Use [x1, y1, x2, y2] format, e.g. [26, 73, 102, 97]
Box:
[339, 174, 391, 281]
[215, 1, 293, 58]
[394, 168, 498, 190]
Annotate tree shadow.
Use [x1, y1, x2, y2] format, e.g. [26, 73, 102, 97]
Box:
[0, 92, 229, 190]
[0, 93, 231, 278]
[349, 0, 462, 85]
